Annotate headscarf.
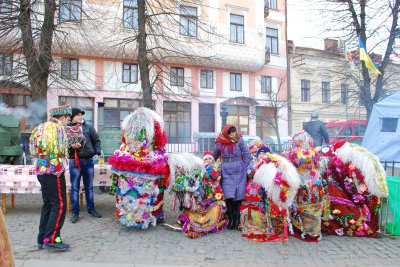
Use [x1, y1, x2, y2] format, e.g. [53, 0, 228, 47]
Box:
[215, 124, 242, 155]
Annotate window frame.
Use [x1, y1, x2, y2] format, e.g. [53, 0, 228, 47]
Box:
[322, 81, 330, 103]
[123, 0, 138, 30]
[59, 0, 82, 23]
[61, 58, 79, 80]
[103, 98, 142, 129]
[227, 105, 249, 134]
[179, 5, 198, 37]
[230, 14, 244, 44]
[0, 53, 12, 75]
[163, 101, 192, 144]
[261, 75, 272, 94]
[268, 0, 277, 10]
[301, 79, 310, 102]
[200, 70, 213, 89]
[230, 72, 242, 92]
[266, 27, 278, 55]
[0, 0, 12, 14]
[122, 63, 138, 83]
[170, 67, 184, 86]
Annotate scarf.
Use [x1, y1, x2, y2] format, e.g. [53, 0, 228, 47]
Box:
[215, 124, 241, 155]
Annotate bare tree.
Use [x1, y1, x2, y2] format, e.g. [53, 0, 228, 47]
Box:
[253, 75, 288, 151]
[313, 0, 400, 120]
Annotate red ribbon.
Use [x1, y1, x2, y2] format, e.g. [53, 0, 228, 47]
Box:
[74, 150, 81, 171]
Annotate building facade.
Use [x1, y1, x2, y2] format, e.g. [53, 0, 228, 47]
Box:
[0, 0, 289, 146]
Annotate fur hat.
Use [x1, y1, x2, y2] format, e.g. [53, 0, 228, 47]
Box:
[49, 105, 72, 117]
[202, 151, 214, 161]
[70, 108, 85, 120]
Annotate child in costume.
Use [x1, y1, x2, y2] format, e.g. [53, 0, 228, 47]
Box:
[283, 130, 324, 242]
[320, 141, 388, 237]
[167, 151, 227, 238]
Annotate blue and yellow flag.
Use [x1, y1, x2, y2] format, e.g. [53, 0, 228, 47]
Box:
[359, 36, 382, 75]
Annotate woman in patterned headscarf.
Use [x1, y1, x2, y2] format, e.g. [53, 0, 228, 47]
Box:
[213, 124, 252, 230]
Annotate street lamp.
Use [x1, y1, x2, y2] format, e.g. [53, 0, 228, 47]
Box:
[220, 103, 228, 129]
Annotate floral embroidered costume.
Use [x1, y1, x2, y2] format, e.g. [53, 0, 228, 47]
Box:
[177, 154, 228, 238]
[320, 141, 388, 237]
[29, 105, 71, 250]
[283, 131, 324, 242]
[109, 108, 169, 229]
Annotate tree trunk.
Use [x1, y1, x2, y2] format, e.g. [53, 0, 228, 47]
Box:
[18, 0, 56, 103]
[137, 0, 153, 109]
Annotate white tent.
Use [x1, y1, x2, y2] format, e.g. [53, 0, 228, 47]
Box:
[362, 91, 400, 161]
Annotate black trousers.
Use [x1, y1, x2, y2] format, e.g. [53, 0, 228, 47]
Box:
[37, 173, 67, 244]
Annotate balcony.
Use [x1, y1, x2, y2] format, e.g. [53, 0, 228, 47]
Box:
[264, 1, 270, 17]
[265, 48, 270, 64]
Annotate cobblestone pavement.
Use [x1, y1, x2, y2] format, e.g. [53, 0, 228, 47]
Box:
[4, 192, 400, 267]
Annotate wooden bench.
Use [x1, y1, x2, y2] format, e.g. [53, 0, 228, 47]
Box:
[0, 164, 112, 214]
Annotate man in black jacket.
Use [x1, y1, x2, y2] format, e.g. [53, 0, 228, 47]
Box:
[303, 112, 330, 147]
[68, 108, 102, 223]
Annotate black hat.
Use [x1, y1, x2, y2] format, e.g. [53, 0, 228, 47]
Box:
[256, 146, 271, 157]
[70, 108, 85, 120]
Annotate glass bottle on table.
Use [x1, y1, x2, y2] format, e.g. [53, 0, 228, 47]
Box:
[98, 150, 105, 166]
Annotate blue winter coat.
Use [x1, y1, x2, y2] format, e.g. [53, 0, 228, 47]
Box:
[213, 138, 252, 201]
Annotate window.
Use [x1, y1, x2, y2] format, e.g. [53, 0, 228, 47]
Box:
[301, 79, 310, 102]
[268, 0, 277, 9]
[355, 124, 366, 136]
[341, 84, 349, 105]
[170, 67, 184, 86]
[381, 118, 398, 132]
[0, 0, 12, 14]
[59, 96, 94, 125]
[103, 98, 141, 128]
[342, 127, 352, 137]
[230, 14, 244, 44]
[163, 102, 191, 143]
[0, 94, 30, 107]
[122, 63, 138, 83]
[256, 106, 275, 138]
[230, 73, 242, 91]
[200, 70, 213, 89]
[227, 105, 249, 134]
[180, 5, 197, 37]
[60, 0, 82, 22]
[266, 28, 278, 55]
[322, 81, 330, 103]
[199, 103, 215, 132]
[0, 53, 12, 75]
[123, 0, 138, 30]
[61, 58, 78, 80]
[261, 76, 272, 93]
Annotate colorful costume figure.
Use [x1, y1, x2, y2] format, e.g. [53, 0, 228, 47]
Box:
[283, 131, 324, 242]
[240, 147, 300, 242]
[177, 152, 228, 238]
[320, 141, 388, 237]
[30, 105, 71, 251]
[108, 108, 169, 229]
[213, 124, 252, 230]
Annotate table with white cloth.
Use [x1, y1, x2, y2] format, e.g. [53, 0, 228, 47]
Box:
[0, 164, 112, 214]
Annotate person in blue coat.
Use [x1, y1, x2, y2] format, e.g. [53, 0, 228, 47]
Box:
[213, 124, 252, 230]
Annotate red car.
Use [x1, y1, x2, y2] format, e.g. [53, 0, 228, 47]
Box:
[325, 119, 367, 145]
